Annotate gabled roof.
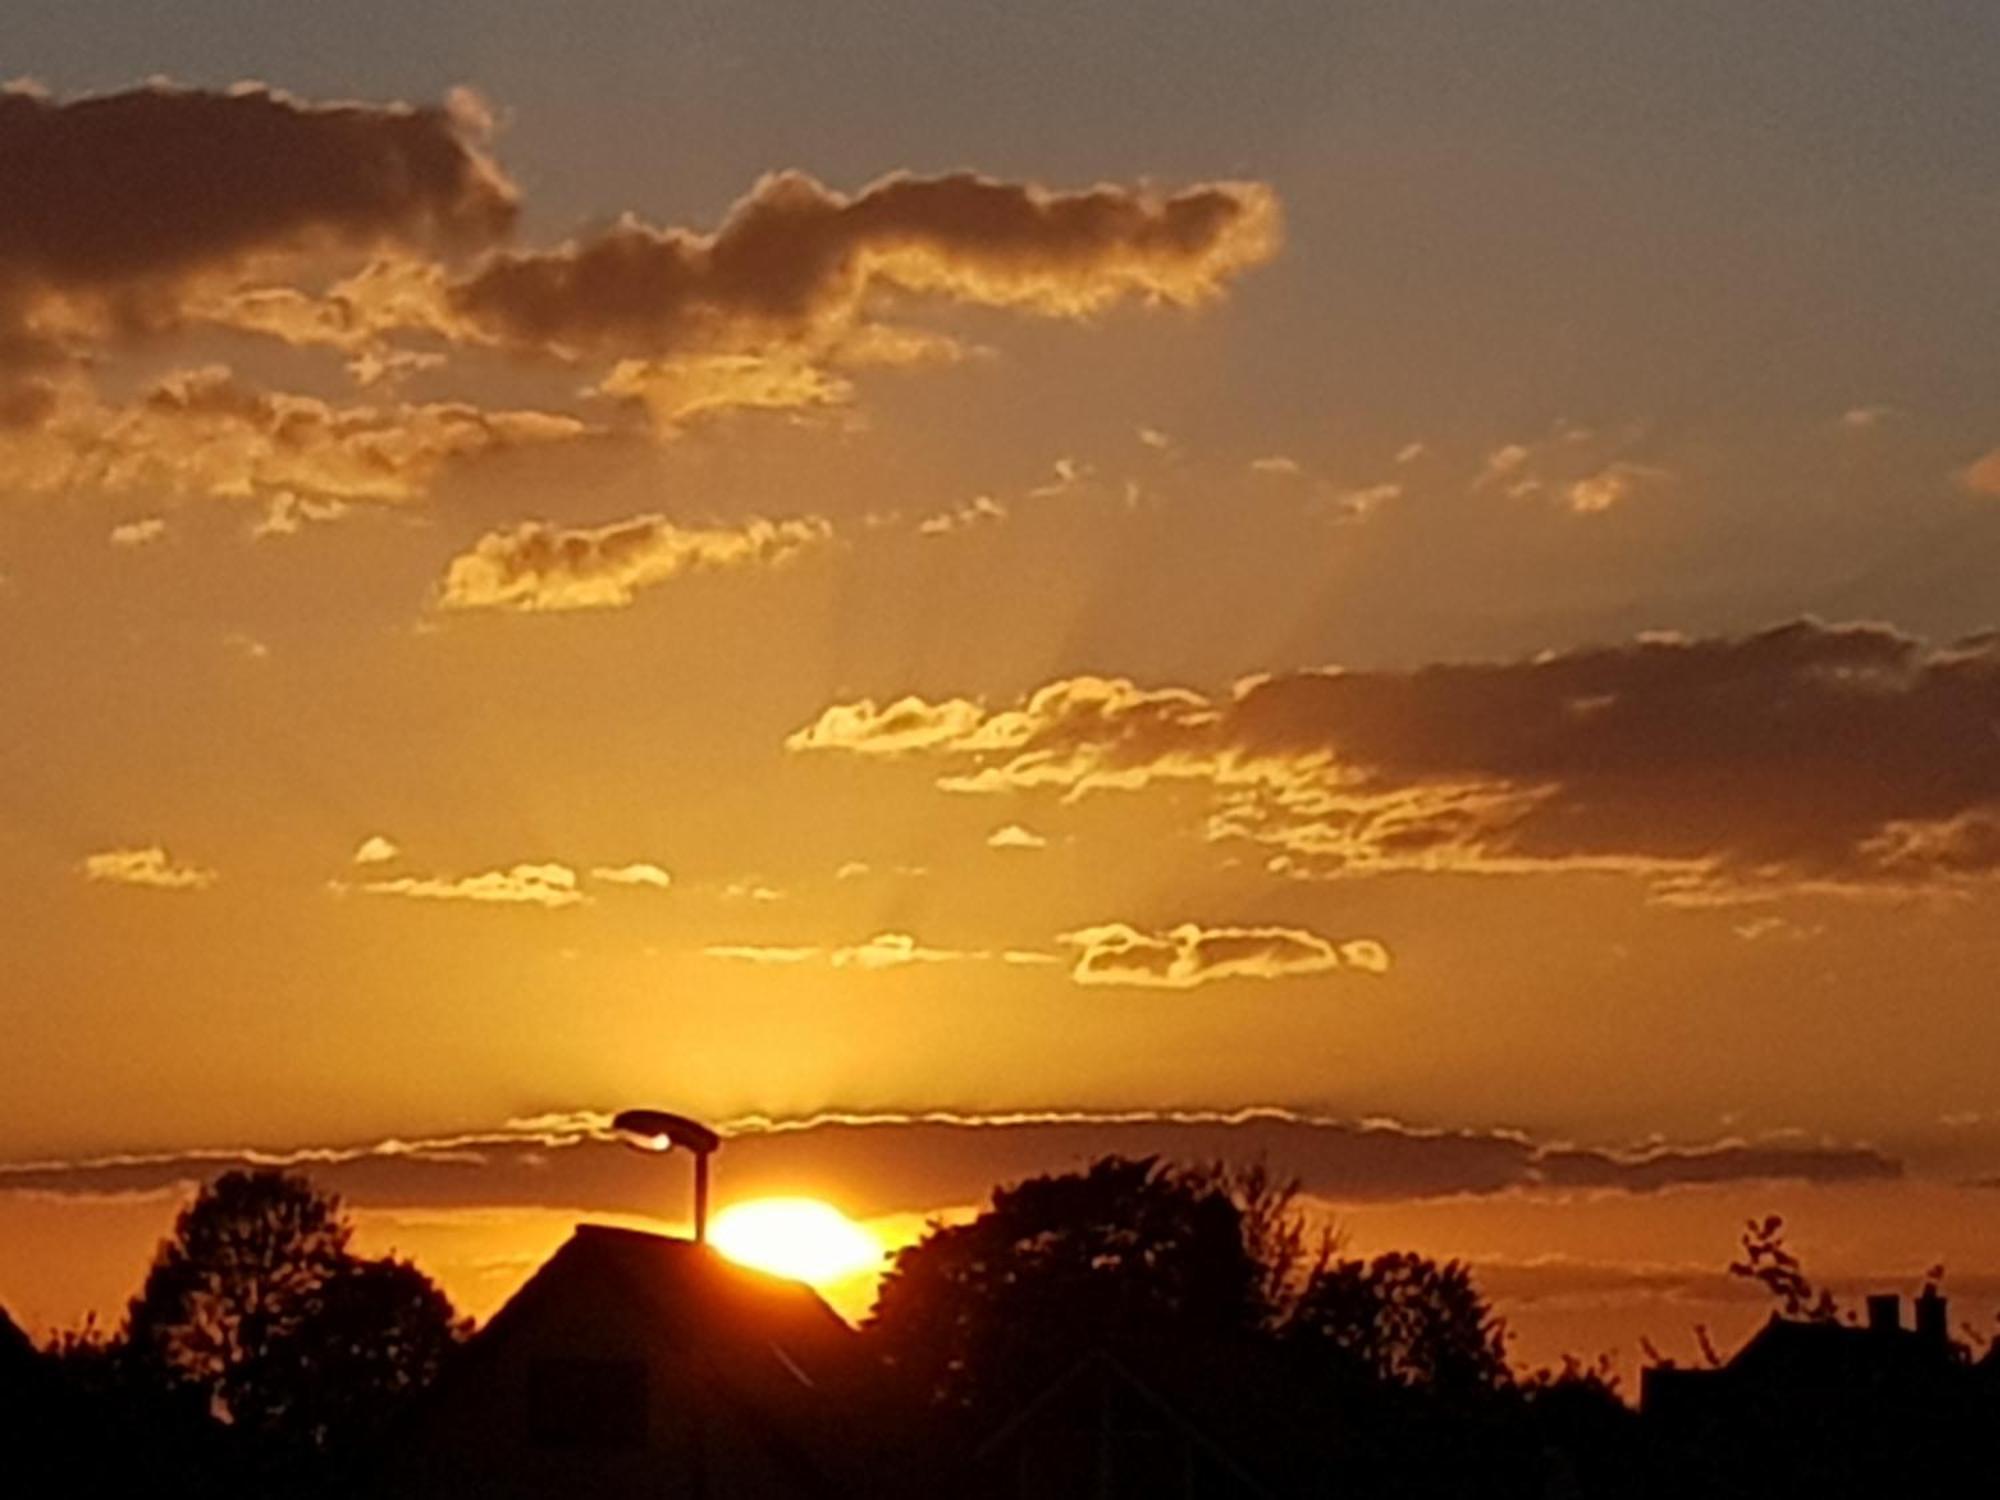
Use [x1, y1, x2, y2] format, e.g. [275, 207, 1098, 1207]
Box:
[440, 1224, 881, 1495]
[1728, 1313, 1964, 1388]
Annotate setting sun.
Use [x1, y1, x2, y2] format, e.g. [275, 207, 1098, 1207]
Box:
[709, 1198, 885, 1287]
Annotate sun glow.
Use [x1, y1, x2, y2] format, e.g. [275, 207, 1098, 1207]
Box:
[709, 1197, 885, 1287]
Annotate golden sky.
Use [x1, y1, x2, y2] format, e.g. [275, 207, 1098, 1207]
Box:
[4, 2, 2000, 1373]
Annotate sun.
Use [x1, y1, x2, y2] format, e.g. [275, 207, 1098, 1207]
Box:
[708, 1197, 885, 1287]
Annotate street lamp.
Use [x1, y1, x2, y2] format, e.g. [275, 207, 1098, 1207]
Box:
[611, 1108, 722, 1244]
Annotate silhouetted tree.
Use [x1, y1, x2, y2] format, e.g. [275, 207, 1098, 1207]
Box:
[1189, 1157, 1338, 1328]
[122, 1168, 467, 1469]
[1284, 1250, 1512, 1398]
[1728, 1214, 1837, 1322]
[864, 1155, 1265, 1420]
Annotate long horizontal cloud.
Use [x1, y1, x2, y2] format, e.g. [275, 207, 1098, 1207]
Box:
[0, 1109, 1899, 1222]
[0, 367, 585, 506]
[705, 933, 1057, 969]
[0, 81, 512, 369]
[789, 620, 2000, 898]
[438, 512, 832, 611]
[442, 170, 1280, 361]
[334, 862, 585, 908]
[1060, 922, 1390, 986]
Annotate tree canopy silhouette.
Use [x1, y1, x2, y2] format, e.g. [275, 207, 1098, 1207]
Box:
[864, 1151, 1519, 1443]
[1284, 1250, 1511, 1398]
[864, 1155, 1268, 1418]
[123, 1168, 467, 1460]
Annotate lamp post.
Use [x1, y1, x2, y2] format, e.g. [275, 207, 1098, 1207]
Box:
[611, 1108, 722, 1243]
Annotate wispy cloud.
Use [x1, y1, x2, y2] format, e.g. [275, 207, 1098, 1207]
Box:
[78, 846, 217, 892]
[438, 513, 831, 612]
[590, 862, 673, 889]
[1060, 921, 1389, 988]
[340, 863, 584, 908]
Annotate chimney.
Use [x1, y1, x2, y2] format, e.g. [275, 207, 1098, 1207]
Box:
[1915, 1286, 1948, 1346]
[1866, 1293, 1900, 1334]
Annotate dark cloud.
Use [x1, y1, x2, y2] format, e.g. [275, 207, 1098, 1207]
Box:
[0, 1110, 1898, 1222]
[790, 620, 2000, 897]
[0, 82, 513, 332]
[445, 170, 1279, 359]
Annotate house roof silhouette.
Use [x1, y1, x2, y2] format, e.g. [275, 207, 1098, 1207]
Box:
[378, 1224, 893, 1500]
[1640, 1291, 1999, 1500]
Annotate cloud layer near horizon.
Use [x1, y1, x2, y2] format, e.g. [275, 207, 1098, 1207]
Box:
[790, 620, 2000, 899]
[0, 1108, 1900, 1222]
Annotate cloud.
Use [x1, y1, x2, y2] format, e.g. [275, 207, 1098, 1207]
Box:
[590, 862, 673, 889]
[0, 1107, 1900, 1221]
[1476, 442, 1532, 489]
[442, 171, 1279, 363]
[250, 492, 351, 539]
[704, 944, 820, 965]
[1249, 455, 1302, 477]
[986, 823, 1047, 849]
[917, 495, 1007, 536]
[830, 932, 982, 969]
[107, 516, 165, 548]
[78, 846, 217, 891]
[1565, 461, 1669, 515]
[0, 367, 585, 506]
[594, 353, 854, 429]
[0, 88, 1277, 455]
[352, 835, 400, 866]
[707, 932, 996, 969]
[437, 512, 831, 612]
[1059, 921, 1388, 988]
[343, 862, 584, 908]
[790, 620, 2000, 897]
[1962, 448, 2000, 497]
[0, 81, 512, 363]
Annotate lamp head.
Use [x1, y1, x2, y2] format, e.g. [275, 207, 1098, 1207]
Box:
[611, 1108, 720, 1156]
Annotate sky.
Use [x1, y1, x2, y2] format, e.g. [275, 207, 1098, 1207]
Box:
[3, 1, 2000, 1375]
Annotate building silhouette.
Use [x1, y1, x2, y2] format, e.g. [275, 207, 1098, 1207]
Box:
[1641, 1288, 2000, 1498]
[376, 1225, 901, 1499]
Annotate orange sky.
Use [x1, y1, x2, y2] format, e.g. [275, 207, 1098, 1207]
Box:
[4, 3, 2000, 1373]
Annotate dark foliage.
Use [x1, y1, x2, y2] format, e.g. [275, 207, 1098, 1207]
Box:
[1284, 1250, 1512, 1398]
[864, 1155, 1267, 1419]
[20, 1168, 471, 1495]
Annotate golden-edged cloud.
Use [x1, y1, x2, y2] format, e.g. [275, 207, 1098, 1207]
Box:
[444, 171, 1278, 361]
[343, 862, 584, 908]
[0, 1107, 1900, 1217]
[78, 846, 217, 891]
[590, 862, 673, 889]
[1060, 922, 1389, 988]
[792, 620, 2000, 897]
[6, 80, 1281, 502]
[706, 932, 988, 969]
[107, 516, 166, 548]
[351, 834, 401, 866]
[0, 82, 511, 370]
[986, 823, 1048, 850]
[0, 367, 584, 507]
[438, 512, 831, 612]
